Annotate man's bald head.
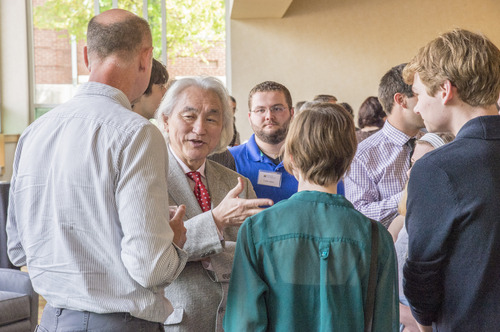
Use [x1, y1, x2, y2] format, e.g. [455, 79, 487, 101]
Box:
[84, 9, 154, 103]
[87, 9, 152, 61]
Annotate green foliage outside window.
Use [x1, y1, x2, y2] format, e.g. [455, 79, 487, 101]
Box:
[33, 0, 225, 61]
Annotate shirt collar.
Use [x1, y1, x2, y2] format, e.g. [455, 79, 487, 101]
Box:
[169, 145, 206, 177]
[457, 115, 500, 140]
[76, 82, 132, 110]
[246, 134, 264, 162]
[246, 134, 284, 167]
[289, 190, 354, 209]
[381, 120, 415, 147]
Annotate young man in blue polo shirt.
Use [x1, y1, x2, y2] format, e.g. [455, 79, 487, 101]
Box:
[229, 81, 344, 203]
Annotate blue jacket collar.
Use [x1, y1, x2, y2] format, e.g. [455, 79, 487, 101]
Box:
[458, 115, 500, 140]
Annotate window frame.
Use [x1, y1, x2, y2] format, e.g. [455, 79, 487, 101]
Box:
[28, 0, 167, 121]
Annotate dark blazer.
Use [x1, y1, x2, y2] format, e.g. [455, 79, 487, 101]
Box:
[164, 148, 256, 332]
[404, 116, 500, 331]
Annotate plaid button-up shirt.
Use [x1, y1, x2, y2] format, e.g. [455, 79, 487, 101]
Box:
[345, 121, 415, 227]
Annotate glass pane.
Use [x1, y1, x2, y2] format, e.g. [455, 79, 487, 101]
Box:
[31, 0, 226, 117]
[32, 0, 93, 109]
[35, 106, 57, 119]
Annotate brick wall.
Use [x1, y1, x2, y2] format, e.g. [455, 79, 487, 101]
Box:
[166, 42, 226, 78]
[34, 29, 73, 84]
[32, 0, 225, 84]
[33, 27, 225, 84]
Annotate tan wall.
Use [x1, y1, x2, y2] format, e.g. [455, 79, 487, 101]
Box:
[0, 0, 30, 180]
[0, 0, 31, 135]
[229, 0, 500, 141]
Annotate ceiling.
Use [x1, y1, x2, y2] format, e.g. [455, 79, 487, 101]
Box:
[229, 0, 294, 19]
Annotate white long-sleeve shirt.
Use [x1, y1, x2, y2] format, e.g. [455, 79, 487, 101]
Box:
[6, 82, 187, 323]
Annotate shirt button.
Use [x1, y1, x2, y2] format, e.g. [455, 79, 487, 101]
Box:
[320, 246, 330, 259]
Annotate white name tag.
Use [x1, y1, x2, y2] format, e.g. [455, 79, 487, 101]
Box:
[257, 170, 282, 188]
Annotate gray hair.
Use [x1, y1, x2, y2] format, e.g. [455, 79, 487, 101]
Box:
[299, 101, 320, 112]
[155, 76, 234, 154]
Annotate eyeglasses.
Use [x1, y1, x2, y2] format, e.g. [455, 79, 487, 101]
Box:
[250, 105, 288, 115]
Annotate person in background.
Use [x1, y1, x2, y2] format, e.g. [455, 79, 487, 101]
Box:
[313, 94, 337, 103]
[355, 96, 386, 143]
[230, 81, 345, 203]
[345, 64, 424, 228]
[228, 95, 241, 146]
[388, 132, 454, 332]
[338, 101, 355, 118]
[224, 103, 398, 331]
[7, 9, 187, 331]
[132, 58, 169, 119]
[299, 100, 319, 112]
[403, 28, 500, 332]
[207, 147, 237, 172]
[156, 76, 273, 332]
[339, 101, 359, 131]
[388, 132, 455, 241]
[295, 100, 306, 112]
[206, 95, 240, 171]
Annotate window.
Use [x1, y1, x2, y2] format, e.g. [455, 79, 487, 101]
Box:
[30, 0, 225, 119]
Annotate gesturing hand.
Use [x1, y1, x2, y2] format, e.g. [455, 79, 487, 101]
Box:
[212, 177, 273, 231]
[169, 205, 187, 249]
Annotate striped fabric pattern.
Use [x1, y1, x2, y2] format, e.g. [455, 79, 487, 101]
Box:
[345, 121, 414, 227]
[6, 82, 187, 323]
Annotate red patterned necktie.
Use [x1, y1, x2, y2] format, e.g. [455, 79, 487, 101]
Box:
[186, 171, 211, 212]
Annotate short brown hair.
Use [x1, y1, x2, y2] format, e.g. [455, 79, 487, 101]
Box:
[144, 58, 169, 96]
[87, 12, 151, 60]
[378, 63, 413, 115]
[248, 81, 293, 111]
[313, 94, 337, 103]
[403, 29, 500, 107]
[283, 103, 357, 186]
[358, 96, 385, 128]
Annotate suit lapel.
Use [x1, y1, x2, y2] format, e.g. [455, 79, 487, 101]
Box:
[167, 148, 202, 219]
[205, 161, 225, 208]
[167, 149, 234, 220]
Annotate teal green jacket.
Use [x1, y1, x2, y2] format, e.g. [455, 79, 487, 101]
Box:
[224, 191, 399, 331]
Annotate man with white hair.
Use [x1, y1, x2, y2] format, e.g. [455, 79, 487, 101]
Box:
[156, 76, 273, 332]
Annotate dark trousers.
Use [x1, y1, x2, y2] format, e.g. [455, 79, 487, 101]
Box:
[37, 304, 165, 332]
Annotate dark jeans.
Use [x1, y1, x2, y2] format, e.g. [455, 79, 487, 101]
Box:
[37, 304, 165, 332]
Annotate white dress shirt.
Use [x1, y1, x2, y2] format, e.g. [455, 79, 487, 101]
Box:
[7, 82, 187, 323]
[170, 146, 208, 192]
